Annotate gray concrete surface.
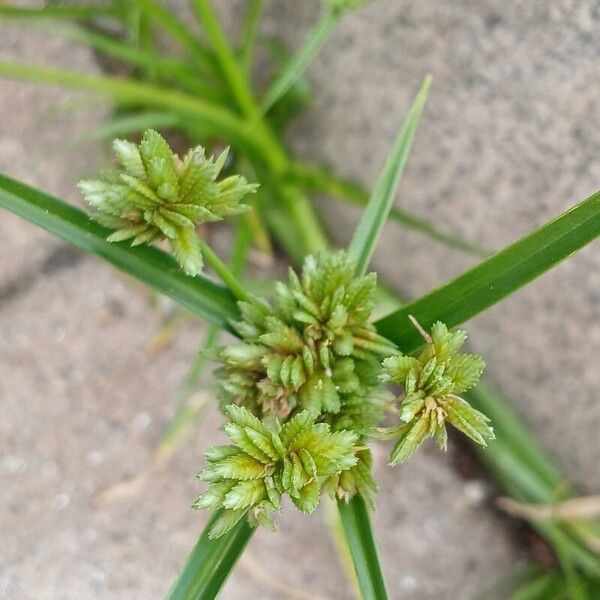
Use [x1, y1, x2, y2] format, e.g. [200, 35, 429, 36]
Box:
[1, 1, 599, 599]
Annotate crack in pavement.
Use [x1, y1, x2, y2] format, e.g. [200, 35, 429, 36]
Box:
[0, 244, 85, 305]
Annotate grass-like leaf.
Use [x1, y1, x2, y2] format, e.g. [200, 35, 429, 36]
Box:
[337, 495, 389, 600]
[132, 0, 215, 74]
[166, 510, 254, 600]
[39, 23, 216, 98]
[468, 384, 600, 579]
[375, 190, 600, 351]
[0, 5, 122, 20]
[63, 112, 179, 149]
[348, 76, 431, 276]
[239, 0, 264, 73]
[0, 61, 260, 152]
[0, 173, 238, 329]
[260, 6, 340, 114]
[192, 0, 256, 117]
[287, 161, 490, 257]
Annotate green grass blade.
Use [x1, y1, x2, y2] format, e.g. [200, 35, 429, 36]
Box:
[511, 573, 560, 600]
[192, 0, 256, 117]
[166, 511, 254, 600]
[132, 0, 215, 74]
[0, 5, 122, 20]
[0, 173, 238, 328]
[239, 0, 264, 73]
[0, 61, 253, 150]
[287, 162, 490, 257]
[260, 7, 339, 114]
[39, 23, 215, 97]
[375, 190, 600, 351]
[348, 76, 431, 276]
[337, 495, 389, 600]
[554, 536, 588, 600]
[467, 384, 564, 491]
[62, 112, 179, 148]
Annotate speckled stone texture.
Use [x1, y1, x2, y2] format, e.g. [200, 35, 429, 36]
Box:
[1, 1, 599, 599]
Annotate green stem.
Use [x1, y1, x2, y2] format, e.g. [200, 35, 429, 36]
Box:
[197, 237, 250, 303]
[189, 0, 333, 256]
[166, 511, 254, 600]
[192, 0, 257, 117]
[337, 495, 389, 600]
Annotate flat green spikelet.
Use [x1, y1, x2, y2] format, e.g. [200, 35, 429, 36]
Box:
[195, 405, 360, 538]
[78, 129, 257, 276]
[380, 319, 493, 465]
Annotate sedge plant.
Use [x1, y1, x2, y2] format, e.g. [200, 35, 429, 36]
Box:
[1, 1, 600, 598]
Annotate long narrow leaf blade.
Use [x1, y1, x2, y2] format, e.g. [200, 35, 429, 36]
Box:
[166, 511, 254, 600]
[375, 190, 600, 351]
[348, 76, 431, 276]
[260, 8, 339, 114]
[0, 5, 121, 19]
[38, 23, 215, 97]
[0, 173, 238, 328]
[286, 162, 490, 256]
[62, 112, 179, 149]
[337, 495, 389, 600]
[0, 62, 246, 147]
[132, 0, 215, 73]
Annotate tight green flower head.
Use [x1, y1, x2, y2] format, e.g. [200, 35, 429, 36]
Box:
[380, 317, 494, 465]
[78, 129, 257, 276]
[216, 250, 396, 432]
[195, 405, 360, 538]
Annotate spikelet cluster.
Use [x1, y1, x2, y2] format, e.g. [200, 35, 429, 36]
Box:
[198, 251, 391, 535]
[217, 251, 396, 431]
[380, 321, 493, 465]
[78, 130, 257, 276]
[195, 405, 360, 539]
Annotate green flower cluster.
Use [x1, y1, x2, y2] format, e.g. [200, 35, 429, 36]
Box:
[195, 405, 360, 539]
[197, 251, 391, 535]
[78, 130, 256, 276]
[381, 321, 494, 465]
[217, 251, 396, 432]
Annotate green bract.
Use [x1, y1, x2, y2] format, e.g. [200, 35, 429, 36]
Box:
[217, 250, 396, 432]
[380, 320, 493, 465]
[78, 130, 257, 276]
[195, 405, 360, 538]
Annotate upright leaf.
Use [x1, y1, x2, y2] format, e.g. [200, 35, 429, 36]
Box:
[260, 7, 340, 114]
[347, 76, 431, 276]
[166, 511, 254, 600]
[337, 495, 389, 600]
